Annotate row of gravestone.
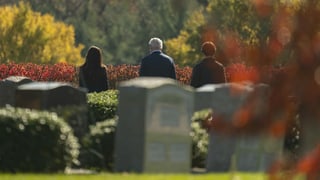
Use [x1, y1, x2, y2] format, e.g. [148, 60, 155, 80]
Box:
[0, 76, 88, 138]
[0, 76, 283, 173]
[114, 77, 284, 173]
[0, 76, 86, 108]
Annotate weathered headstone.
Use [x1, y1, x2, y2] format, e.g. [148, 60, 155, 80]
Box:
[15, 81, 88, 137]
[0, 76, 32, 107]
[15, 82, 86, 109]
[234, 134, 283, 172]
[195, 83, 253, 172]
[299, 116, 320, 158]
[233, 84, 283, 172]
[114, 77, 194, 173]
[195, 83, 281, 172]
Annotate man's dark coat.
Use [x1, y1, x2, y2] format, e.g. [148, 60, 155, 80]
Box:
[139, 51, 176, 79]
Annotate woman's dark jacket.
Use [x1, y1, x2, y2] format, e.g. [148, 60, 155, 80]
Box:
[79, 65, 109, 93]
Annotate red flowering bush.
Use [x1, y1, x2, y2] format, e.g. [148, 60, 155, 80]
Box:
[226, 63, 260, 83]
[0, 62, 282, 89]
[105, 64, 193, 88]
[176, 65, 192, 85]
[106, 64, 139, 89]
[0, 62, 77, 85]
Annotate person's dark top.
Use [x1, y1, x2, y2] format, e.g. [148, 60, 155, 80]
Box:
[79, 65, 109, 93]
[190, 57, 226, 88]
[139, 51, 176, 79]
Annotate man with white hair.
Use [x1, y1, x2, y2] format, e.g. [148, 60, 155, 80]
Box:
[139, 37, 176, 79]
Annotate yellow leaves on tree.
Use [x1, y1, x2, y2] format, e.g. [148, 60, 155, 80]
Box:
[0, 2, 84, 65]
[166, 10, 205, 66]
[166, 31, 196, 66]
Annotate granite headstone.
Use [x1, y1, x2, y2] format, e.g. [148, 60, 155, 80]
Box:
[0, 76, 32, 107]
[114, 77, 194, 173]
[15, 81, 88, 137]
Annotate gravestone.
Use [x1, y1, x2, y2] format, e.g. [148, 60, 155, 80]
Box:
[233, 84, 283, 172]
[195, 83, 281, 172]
[0, 76, 32, 107]
[298, 116, 320, 158]
[114, 77, 194, 173]
[234, 134, 283, 172]
[15, 81, 88, 137]
[195, 83, 254, 172]
[15, 82, 86, 109]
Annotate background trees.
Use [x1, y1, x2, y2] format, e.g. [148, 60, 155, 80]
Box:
[165, 0, 306, 67]
[0, 0, 198, 65]
[166, 0, 273, 66]
[0, 0, 306, 66]
[0, 0, 197, 64]
[0, 2, 84, 64]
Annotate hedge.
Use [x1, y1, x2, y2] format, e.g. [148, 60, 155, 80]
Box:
[0, 106, 79, 172]
[87, 90, 119, 125]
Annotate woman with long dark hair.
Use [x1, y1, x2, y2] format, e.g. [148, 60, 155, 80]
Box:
[79, 46, 109, 92]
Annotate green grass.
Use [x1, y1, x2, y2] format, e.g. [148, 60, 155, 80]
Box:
[0, 172, 307, 180]
[0, 173, 268, 180]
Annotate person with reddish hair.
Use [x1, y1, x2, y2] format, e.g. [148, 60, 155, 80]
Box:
[190, 41, 227, 88]
[79, 46, 109, 92]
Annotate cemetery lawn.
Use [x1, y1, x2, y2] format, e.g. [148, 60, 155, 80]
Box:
[0, 173, 270, 180]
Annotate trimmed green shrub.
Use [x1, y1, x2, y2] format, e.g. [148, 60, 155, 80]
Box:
[87, 90, 118, 125]
[79, 116, 118, 171]
[50, 105, 89, 138]
[191, 109, 211, 168]
[0, 106, 79, 172]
